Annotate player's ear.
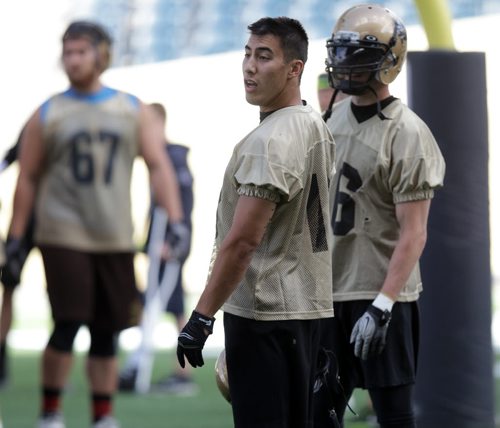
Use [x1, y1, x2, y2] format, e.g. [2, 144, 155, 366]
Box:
[288, 60, 304, 79]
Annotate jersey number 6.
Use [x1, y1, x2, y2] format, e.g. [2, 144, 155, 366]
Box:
[332, 162, 362, 236]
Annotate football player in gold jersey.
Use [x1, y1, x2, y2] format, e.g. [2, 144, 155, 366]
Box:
[7, 21, 188, 428]
[315, 5, 446, 428]
[176, 17, 335, 427]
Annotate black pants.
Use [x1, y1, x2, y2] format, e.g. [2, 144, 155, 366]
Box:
[224, 312, 322, 428]
[314, 301, 419, 427]
[369, 384, 416, 428]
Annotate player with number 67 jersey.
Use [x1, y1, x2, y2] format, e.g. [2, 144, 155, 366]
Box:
[7, 20, 188, 428]
[34, 88, 141, 251]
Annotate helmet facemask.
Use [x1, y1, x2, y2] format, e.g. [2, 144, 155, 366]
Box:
[322, 4, 407, 122]
[325, 30, 395, 95]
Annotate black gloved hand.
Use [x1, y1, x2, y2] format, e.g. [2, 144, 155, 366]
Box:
[350, 305, 392, 360]
[177, 310, 215, 368]
[167, 222, 191, 260]
[2, 237, 26, 287]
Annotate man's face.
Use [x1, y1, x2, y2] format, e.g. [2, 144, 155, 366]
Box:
[242, 34, 291, 112]
[62, 38, 100, 87]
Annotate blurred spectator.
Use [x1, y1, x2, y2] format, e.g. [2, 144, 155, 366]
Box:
[119, 102, 196, 395]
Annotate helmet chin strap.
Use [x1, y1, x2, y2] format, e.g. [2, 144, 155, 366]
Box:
[349, 71, 391, 121]
[322, 84, 390, 123]
[322, 88, 339, 122]
[366, 85, 391, 121]
[322, 69, 391, 122]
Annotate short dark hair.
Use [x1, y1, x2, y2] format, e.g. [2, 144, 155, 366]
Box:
[247, 17, 308, 64]
[62, 20, 112, 46]
[62, 20, 112, 72]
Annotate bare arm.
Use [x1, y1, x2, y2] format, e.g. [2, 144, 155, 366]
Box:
[195, 195, 277, 317]
[138, 102, 183, 223]
[9, 111, 44, 238]
[380, 198, 431, 301]
[350, 198, 431, 360]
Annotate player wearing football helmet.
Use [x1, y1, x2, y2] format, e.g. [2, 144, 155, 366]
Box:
[323, 3, 407, 121]
[314, 4, 445, 428]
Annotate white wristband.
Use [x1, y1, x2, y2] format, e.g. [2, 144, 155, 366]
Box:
[372, 293, 395, 312]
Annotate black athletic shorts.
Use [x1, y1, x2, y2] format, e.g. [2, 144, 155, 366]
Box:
[322, 300, 419, 390]
[224, 312, 322, 428]
[40, 245, 142, 332]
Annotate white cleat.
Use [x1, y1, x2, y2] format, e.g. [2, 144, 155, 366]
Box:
[92, 415, 121, 428]
[36, 412, 65, 428]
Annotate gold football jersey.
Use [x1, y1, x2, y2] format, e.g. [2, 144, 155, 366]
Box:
[217, 104, 336, 321]
[327, 98, 445, 302]
[35, 87, 140, 252]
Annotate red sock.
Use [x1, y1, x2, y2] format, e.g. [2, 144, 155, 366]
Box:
[92, 393, 112, 422]
[42, 387, 62, 415]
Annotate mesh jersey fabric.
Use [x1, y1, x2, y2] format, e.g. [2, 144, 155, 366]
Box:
[215, 104, 336, 321]
[35, 87, 140, 252]
[327, 98, 445, 301]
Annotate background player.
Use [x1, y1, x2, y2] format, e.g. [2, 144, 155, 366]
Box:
[317, 72, 348, 121]
[7, 20, 189, 428]
[317, 72, 334, 113]
[314, 4, 445, 427]
[118, 102, 196, 395]
[176, 16, 336, 427]
[0, 127, 36, 388]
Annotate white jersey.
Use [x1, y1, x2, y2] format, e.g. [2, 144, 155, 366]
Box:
[215, 104, 336, 321]
[327, 98, 445, 302]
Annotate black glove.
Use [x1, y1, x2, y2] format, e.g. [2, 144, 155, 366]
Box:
[350, 305, 392, 360]
[2, 237, 26, 287]
[177, 310, 215, 368]
[167, 222, 191, 260]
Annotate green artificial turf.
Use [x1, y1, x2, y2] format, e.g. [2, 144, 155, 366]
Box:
[3, 348, 498, 427]
[0, 348, 377, 428]
[0, 349, 233, 428]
